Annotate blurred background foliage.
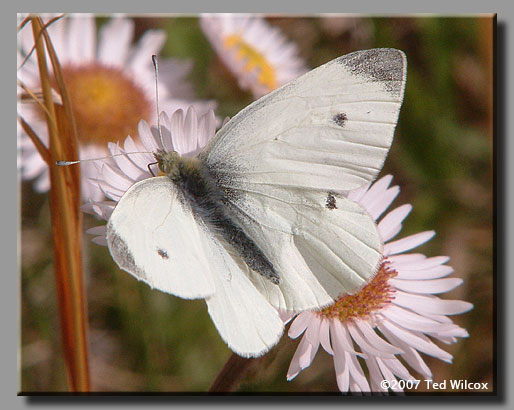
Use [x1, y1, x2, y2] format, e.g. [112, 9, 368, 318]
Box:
[20, 15, 493, 392]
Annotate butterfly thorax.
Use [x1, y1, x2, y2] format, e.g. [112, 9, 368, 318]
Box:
[154, 149, 280, 285]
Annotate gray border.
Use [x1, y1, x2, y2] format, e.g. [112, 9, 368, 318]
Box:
[9, 1, 512, 409]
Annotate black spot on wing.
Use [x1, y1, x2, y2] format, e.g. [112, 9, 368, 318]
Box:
[326, 192, 337, 210]
[157, 248, 169, 259]
[333, 113, 347, 127]
[336, 49, 405, 96]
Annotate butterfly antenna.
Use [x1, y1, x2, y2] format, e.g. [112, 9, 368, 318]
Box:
[56, 151, 152, 166]
[152, 55, 165, 148]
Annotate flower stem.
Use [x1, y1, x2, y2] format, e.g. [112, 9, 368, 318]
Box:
[31, 16, 90, 392]
[208, 353, 257, 393]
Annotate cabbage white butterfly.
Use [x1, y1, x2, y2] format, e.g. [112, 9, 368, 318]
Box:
[106, 48, 407, 357]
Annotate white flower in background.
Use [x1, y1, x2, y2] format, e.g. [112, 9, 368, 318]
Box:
[200, 14, 308, 98]
[285, 175, 473, 393]
[17, 14, 215, 200]
[83, 106, 216, 243]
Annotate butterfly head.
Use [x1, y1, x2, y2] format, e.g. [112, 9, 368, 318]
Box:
[154, 149, 181, 178]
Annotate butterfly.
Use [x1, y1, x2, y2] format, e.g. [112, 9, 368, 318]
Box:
[106, 48, 407, 357]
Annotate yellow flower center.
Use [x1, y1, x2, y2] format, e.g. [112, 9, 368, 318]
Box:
[317, 262, 398, 322]
[52, 64, 152, 146]
[224, 34, 277, 92]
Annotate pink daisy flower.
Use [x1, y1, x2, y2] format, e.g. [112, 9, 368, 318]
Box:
[285, 175, 473, 393]
[200, 14, 308, 97]
[83, 106, 216, 244]
[17, 14, 215, 200]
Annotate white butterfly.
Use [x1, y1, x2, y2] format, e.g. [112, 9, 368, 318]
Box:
[106, 48, 407, 358]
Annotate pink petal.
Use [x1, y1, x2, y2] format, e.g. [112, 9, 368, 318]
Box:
[288, 312, 312, 339]
[333, 351, 350, 392]
[182, 107, 199, 154]
[384, 231, 436, 256]
[378, 204, 412, 242]
[381, 305, 459, 333]
[159, 111, 174, 152]
[377, 320, 453, 363]
[98, 17, 134, 66]
[376, 358, 403, 392]
[138, 120, 160, 152]
[86, 226, 106, 236]
[395, 265, 454, 280]
[304, 314, 322, 346]
[170, 109, 186, 153]
[379, 324, 433, 379]
[390, 277, 463, 294]
[354, 320, 403, 355]
[91, 236, 108, 246]
[286, 336, 315, 381]
[357, 175, 392, 207]
[390, 255, 450, 271]
[129, 29, 166, 74]
[67, 14, 95, 64]
[393, 291, 473, 316]
[367, 186, 400, 221]
[100, 163, 134, 192]
[347, 353, 370, 392]
[319, 318, 333, 355]
[386, 253, 426, 265]
[330, 320, 358, 355]
[123, 136, 154, 173]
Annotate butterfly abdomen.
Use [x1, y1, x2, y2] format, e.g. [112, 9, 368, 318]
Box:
[169, 156, 280, 285]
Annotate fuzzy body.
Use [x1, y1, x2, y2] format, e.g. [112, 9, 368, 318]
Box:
[155, 150, 280, 285]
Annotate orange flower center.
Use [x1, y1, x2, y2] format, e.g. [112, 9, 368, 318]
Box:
[51, 64, 152, 147]
[223, 34, 277, 92]
[317, 262, 398, 323]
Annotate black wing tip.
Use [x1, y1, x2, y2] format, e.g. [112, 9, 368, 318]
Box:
[335, 48, 407, 97]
